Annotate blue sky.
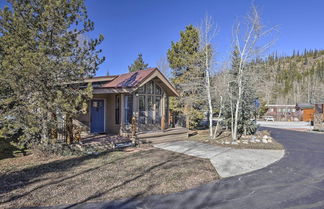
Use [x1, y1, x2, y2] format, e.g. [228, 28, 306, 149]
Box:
[85, 0, 324, 76]
[2, 0, 324, 76]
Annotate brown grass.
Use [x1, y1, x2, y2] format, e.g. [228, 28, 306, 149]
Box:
[0, 147, 218, 209]
[189, 130, 284, 150]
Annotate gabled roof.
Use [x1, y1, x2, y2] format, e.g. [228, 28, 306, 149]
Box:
[90, 68, 178, 97]
[103, 68, 156, 88]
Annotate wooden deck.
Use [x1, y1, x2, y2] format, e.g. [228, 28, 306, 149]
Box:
[137, 127, 188, 144]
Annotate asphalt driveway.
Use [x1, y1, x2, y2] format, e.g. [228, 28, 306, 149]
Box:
[29, 128, 324, 209]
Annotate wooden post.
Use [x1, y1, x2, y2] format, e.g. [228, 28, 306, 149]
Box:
[131, 116, 137, 144]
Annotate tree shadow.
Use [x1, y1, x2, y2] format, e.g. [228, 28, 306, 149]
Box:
[1, 147, 214, 209]
[0, 150, 131, 197]
[0, 138, 27, 160]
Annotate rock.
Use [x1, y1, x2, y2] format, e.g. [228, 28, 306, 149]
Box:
[263, 135, 268, 139]
[75, 144, 84, 151]
[250, 136, 256, 143]
[231, 141, 238, 145]
[224, 141, 230, 145]
[268, 139, 273, 143]
[262, 138, 268, 143]
[255, 139, 261, 143]
[243, 141, 248, 144]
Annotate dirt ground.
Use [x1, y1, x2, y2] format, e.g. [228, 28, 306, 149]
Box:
[188, 130, 284, 150]
[0, 147, 218, 209]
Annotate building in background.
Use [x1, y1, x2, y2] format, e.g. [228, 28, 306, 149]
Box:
[296, 103, 315, 122]
[265, 105, 298, 121]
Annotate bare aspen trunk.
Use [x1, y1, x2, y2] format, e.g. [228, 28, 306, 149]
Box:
[230, 96, 234, 137]
[206, 70, 213, 138]
[213, 96, 223, 139]
[233, 70, 243, 141]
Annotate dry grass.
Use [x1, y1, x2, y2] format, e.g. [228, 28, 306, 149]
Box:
[0, 147, 218, 209]
[189, 129, 284, 150]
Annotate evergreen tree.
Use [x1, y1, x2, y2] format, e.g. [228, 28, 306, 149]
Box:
[0, 0, 104, 147]
[224, 47, 257, 135]
[167, 25, 206, 128]
[128, 53, 149, 72]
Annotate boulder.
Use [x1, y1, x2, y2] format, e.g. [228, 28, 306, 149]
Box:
[262, 138, 268, 143]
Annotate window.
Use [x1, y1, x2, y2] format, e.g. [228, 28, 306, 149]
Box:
[124, 95, 133, 124]
[155, 84, 162, 95]
[155, 96, 161, 124]
[147, 95, 153, 124]
[139, 95, 146, 124]
[138, 85, 145, 94]
[147, 81, 153, 94]
[137, 80, 164, 127]
[115, 95, 120, 124]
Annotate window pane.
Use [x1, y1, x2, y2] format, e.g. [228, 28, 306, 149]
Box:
[155, 84, 162, 95]
[155, 96, 161, 124]
[138, 85, 145, 94]
[139, 95, 146, 124]
[115, 95, 120, 124]
[147, 96, 153, 124]
[147, 81, 153, 94]
[124, 95, 133, 124]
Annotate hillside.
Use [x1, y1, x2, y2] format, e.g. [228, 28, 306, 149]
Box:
[252, 49, 324, 105]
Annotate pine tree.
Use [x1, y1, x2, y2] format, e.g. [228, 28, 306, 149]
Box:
[128, 53, 149, 72]
[224, 47, 257, 136]
[167, 25, 206, 128]
[0, 0, 104, 147]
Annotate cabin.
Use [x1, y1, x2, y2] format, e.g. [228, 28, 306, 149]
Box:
[75, 68, 188, 142]
[296, 103, 315, 122]
[265, 105, 298, 121]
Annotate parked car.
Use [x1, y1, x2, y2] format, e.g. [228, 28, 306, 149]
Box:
[265, 116, 274, 121]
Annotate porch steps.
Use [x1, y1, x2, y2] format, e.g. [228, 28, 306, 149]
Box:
[137, 127, 188, 144]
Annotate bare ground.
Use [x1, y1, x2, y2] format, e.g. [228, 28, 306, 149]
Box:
[188, 129, 284, 150]
[0, 147, 218, 209]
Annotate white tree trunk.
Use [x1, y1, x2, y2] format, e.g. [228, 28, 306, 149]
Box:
[206, 69, 213, 138]
[213, 96, 223, 139]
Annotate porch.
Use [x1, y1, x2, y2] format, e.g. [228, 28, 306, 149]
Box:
[80, 127, 189, 147]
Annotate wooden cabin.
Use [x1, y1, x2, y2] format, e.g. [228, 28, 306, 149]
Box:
[75, 68, 185, 139]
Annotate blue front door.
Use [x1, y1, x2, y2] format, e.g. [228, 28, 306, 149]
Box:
[90, 100, 105, 133]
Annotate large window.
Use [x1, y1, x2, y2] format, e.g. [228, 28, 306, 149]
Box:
[137, 81, 163, 126]
[124, 95, 133, 124]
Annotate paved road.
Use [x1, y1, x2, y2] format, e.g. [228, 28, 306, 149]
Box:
[35, 128, 324, 209]
[257, 121, 313, 131]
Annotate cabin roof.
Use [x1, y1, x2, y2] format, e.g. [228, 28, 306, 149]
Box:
[88, 68, 179, 96]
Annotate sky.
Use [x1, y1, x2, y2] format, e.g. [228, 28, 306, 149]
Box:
[2, 0, 324, 76]
[84, 0, 324, 76]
